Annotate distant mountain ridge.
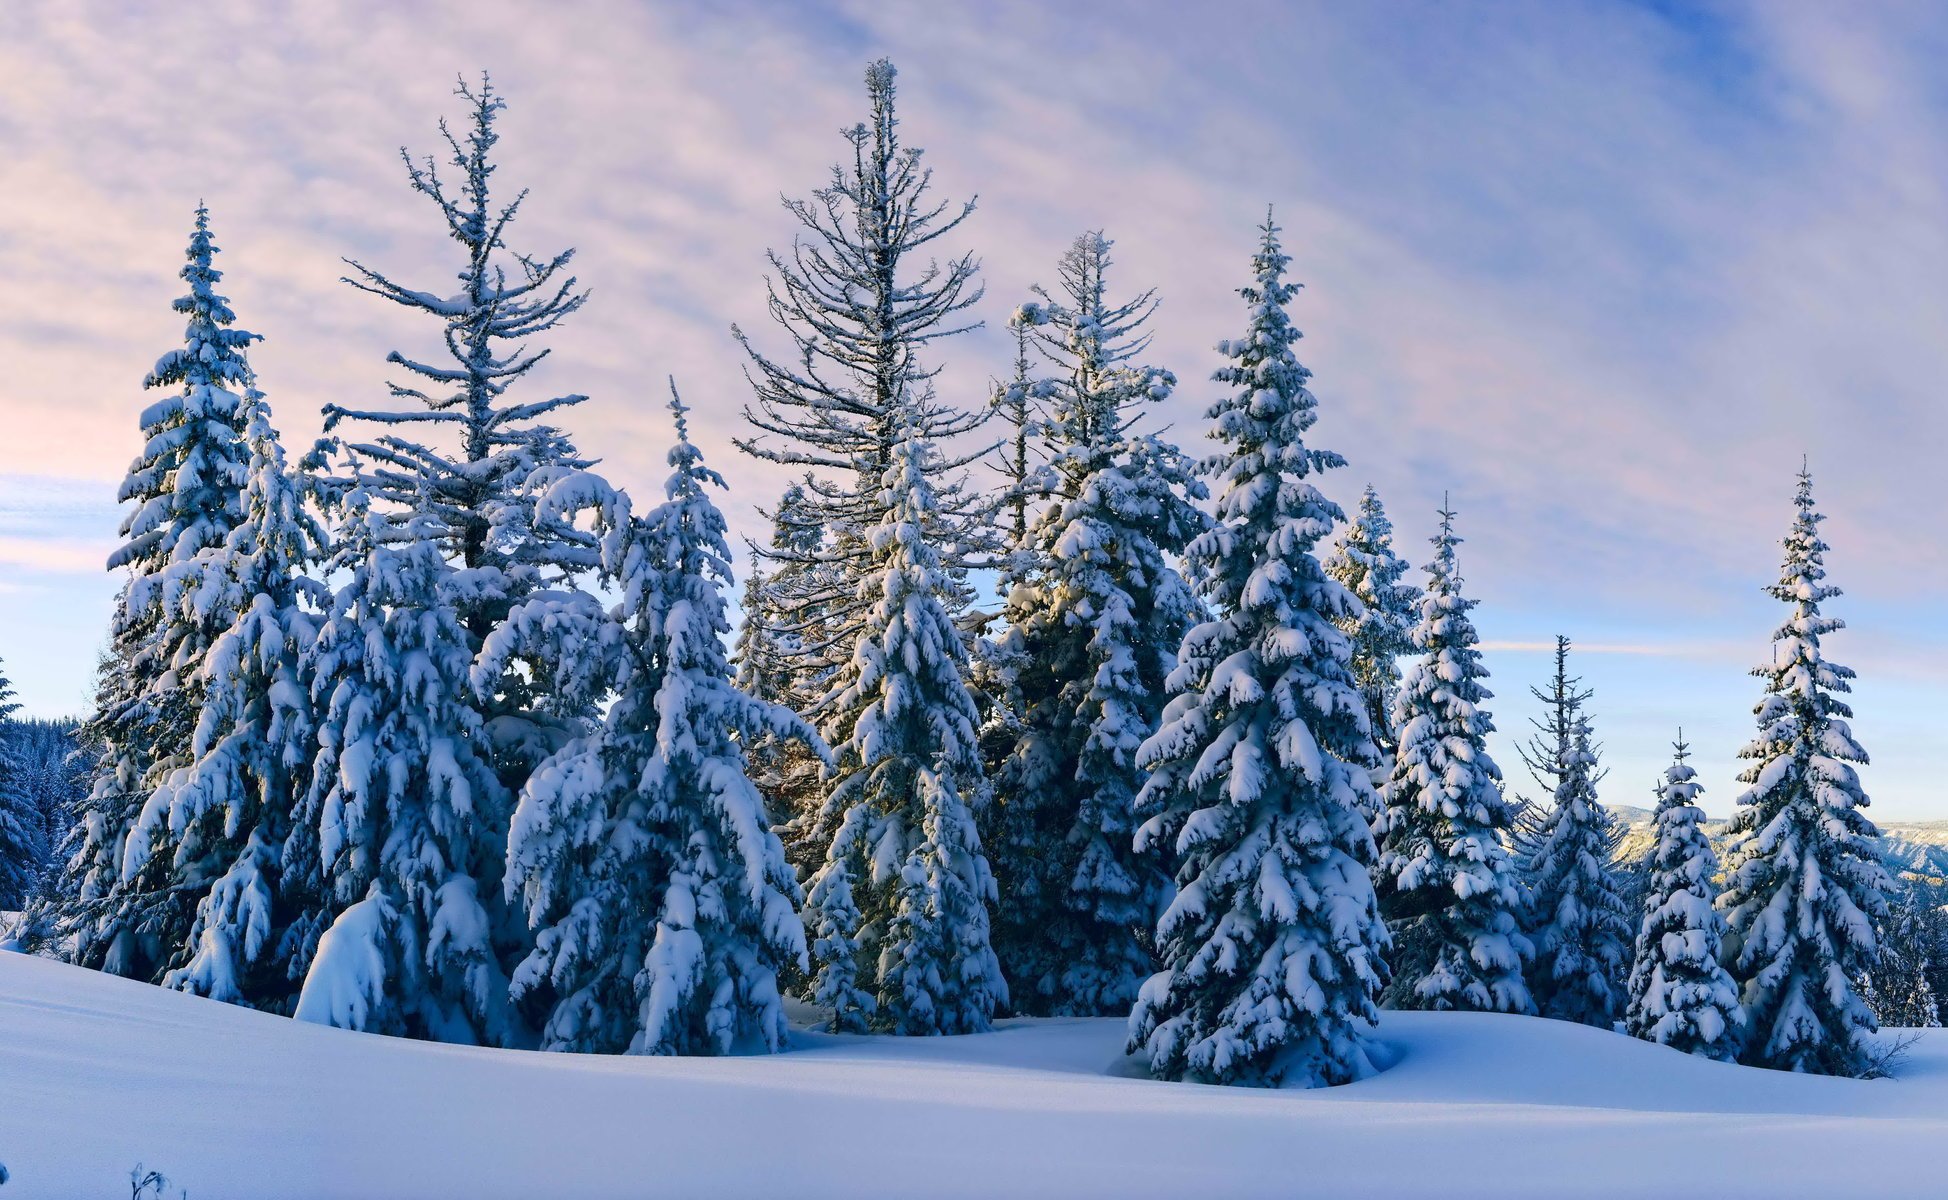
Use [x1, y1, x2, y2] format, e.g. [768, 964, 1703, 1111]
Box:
[1607, 805, 1948, 886]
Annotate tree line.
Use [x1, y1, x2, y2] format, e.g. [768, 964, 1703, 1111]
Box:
[0, 59, 1912, 1085]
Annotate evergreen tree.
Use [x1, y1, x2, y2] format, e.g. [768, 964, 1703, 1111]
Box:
[734, 60, 999, 1025]
[1862, 887, 1943, 1029]
[1625, 736, 1742, 1059]
[51, 207, 256, 980]
[0, 660, 44, 910]
[121, 388, 330, 1010]
[798, 418, 1005, 1034]
[731, 552, 786, 707]
[740, 484, 844, 877]
[989, 320, 1048, 567]
[1518, 641, 1631, 1027]
[1323, 485, 1419, 776]
[322, 74, 595, 790]
[3, 718, 87, 913]
[291, 485, 518, 1046]
[986, 231, 1207, 1016]
[492, 393, 822, 1055]
[733, 57, 991, 672]
[1129, 215, 1387, 1087]
[1375, 504, 1533, 1014]
[1720, 466, 1890, 1076]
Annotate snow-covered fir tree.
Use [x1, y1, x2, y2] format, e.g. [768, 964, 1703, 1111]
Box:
[1128, 215, 1387, 1087]
[989, 320, 1048, 564]
[490, 393, 822, 1055]
[1624, 736, 1742, 1059]
[1324, 484, 1420, 777]
[322, 74, 595, 793]
[51, 207, 257, 980]
[1720, 465, 1890, 1076]
[733, 59, 999, 1015]
[798, 418, 1006, 1035]
[739, 484, 845, 878]
[1375, 504, 1534, 1014]
[985, 231, 1207, 1016]
[1862, 887, 1944, 1029]
[1, 717, 85, 914]
[1518, 641, 1631, 1028]
[291, 484, 519, 1046]
[121, 387, 330, 1011]
[730, 551, 786, 708]
[0, 659, 44, 910]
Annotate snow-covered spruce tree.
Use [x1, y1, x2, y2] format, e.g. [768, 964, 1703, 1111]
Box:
[733, 58, 991, 667]
[989, 320, 1049, 568]
[2, 715, 84, 915]
[0, 659, 44, 910]
[1517, 640, 1631, 1028]
[1324, 484, 1419, 775]
[1720, 466, 1891, 1076]
[986, 232, 1208, 1017]
[487, 393, 822, 1055]
[323, 74, 595, 791]
[1863, 887, 1944, 1029]
[740, 484, 847, 879]
[291, 484, 519, 1046]
[120, 387, 331, 1011]
[732, 59, 996, 958]
[798, 419, 1005, 1034]
[1128, 215, 1387, 1087]
[1624, 736, 1742, 1059]
[1374, 504, 1534, 1014]
[50, 207, 257, 980]
[967, 325, 1053, 835]
[731, 551, 786, 708]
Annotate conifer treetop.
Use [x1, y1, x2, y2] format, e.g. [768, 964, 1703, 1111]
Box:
[734, 57, 994, 646]
[1720, 463, 1890, 1076]
[323, 73, 593, 575]
[112, 206, 260, 574]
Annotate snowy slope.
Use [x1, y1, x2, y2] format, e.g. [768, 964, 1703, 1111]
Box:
[2, 952, 1946, 1199]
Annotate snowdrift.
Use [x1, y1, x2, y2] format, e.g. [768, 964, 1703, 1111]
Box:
[2, 951, 1944, 1199]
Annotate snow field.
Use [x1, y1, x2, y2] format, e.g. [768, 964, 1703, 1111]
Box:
[3, 952, 1944, 1199]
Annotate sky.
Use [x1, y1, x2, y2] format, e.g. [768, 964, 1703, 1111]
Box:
[1, 0, 1944, 819]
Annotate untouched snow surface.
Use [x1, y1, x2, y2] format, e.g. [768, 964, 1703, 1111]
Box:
[2, 952, 1945, 1199]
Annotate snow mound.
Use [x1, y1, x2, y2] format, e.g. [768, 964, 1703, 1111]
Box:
[2, 952, 1945, 1198]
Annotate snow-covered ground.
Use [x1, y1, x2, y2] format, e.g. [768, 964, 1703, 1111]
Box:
[2, 952, 1944, 1199]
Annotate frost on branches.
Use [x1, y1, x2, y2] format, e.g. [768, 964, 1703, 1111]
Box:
[322, 74, 596, 791]
[292, 488, 519, 1046]
[1719, 467, 1890, 1076]
[1324, 484, 1419, 783]
[52, 207, 257, 982]
[1375, 505, 1534, 1015]
[491, 393, 823, 1056]
[0, 659, 44, 910]
[1624, 736, 1742, 1060]
[1128, 215, 1387, 1087]
[1517, 639, 1630, 1029]
[124, 387, 330, 1011]
[987, 231, 1208, 1017]
[798, 422, 1005, 1035]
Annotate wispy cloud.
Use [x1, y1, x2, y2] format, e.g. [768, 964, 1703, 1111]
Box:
[0, 535, 110, 575]
[0, 0, 1942, 807]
